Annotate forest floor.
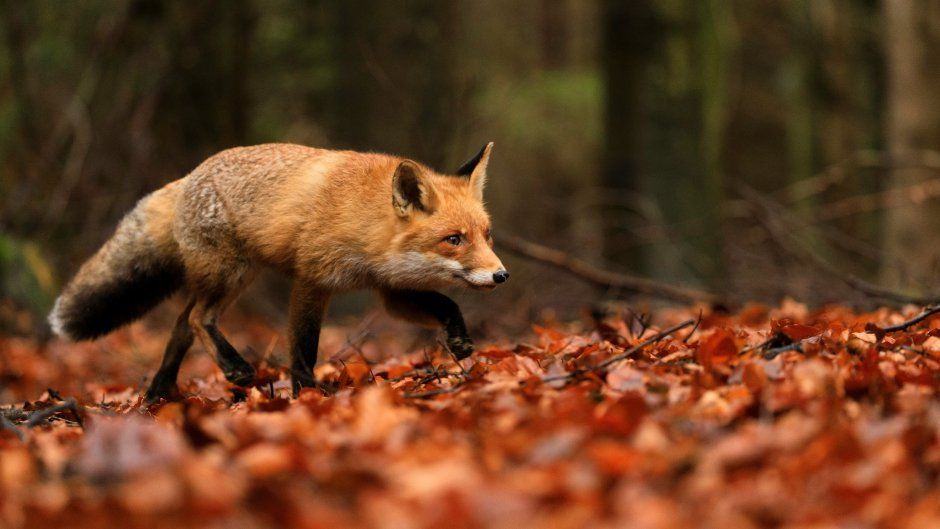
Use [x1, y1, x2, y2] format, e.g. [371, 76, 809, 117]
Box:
[2, 300, 940, 529]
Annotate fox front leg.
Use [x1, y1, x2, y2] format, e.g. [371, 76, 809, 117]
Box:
[380, 289, 475, 360]
[288, 282, 331, 396]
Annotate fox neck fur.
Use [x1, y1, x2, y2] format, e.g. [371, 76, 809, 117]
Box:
[175, 143, 504, 291]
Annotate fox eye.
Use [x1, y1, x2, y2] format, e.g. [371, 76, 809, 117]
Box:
[444, 234, 462, 246]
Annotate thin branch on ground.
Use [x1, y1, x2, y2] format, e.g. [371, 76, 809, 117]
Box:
[878, 305, 940, 333]
[441, 339, 470, 377]
[0, 413, 24, 441]
[763, 341, 805, 360]
[1, 398, 85, 429]
[330, 313, 377, 362]
[540, 319, 695, 384]
[496, 233, 718, 305]
[684, 309, 703, 344]
[750, 306, 940, 359]
[24, 398, 84, 428]
[402, 342, 471, 399]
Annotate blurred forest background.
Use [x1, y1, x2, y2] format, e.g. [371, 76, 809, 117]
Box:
[2, 0, 940, 337]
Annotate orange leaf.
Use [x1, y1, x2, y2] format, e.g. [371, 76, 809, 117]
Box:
[696, 329, 738, 369]
[781, 323, 821, 341]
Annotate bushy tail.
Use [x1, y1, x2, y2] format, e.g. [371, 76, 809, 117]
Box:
[49, 187, 185, 340]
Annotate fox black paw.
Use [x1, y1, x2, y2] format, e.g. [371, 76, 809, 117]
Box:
[446, 335, 475, 360]
[223, 365, 256, 387]
[291, 370, 318, 397]
[144, 384, 181, 405]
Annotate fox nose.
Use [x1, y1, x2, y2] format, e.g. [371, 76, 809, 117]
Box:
[493, 270, 510, 284]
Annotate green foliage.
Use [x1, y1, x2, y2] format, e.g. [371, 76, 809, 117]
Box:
[488, 70, 601, 155]
[0, 233, 56, 318]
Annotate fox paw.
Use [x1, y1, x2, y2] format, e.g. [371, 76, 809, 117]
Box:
[223, 364, 257, 387]
[291, 369, 318, 397]
[144, 384, 182, 405]
[446, 335, 475, 360]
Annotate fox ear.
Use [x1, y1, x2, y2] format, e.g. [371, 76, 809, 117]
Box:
[456, 142, 493, 200]
[392, 160, 436, 217]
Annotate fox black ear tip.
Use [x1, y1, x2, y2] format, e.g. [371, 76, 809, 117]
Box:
[455, 143, 494, 176]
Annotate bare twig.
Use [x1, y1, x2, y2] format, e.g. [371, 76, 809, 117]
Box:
[763, 341, 804, 360]
[24, 398, 84, 428]
[402, 342, 471, 399]
[330, 313, 377, 362]
[352, 346, 377, 384]
[0, 413, 24, 441]
[738, 183, 936, 306]
[752, 306, 940, 360]
[879, 305, 940, 333]
[496, 233, 718, 305]
[440, 339, 470, 377]
[780, 149, 940, 203]
[541, 319, 695, 384]
[625, 310, 652, 340]
[1, 398, 85, 430]
[684, 309, 704, 344]
[595, 319, 696, 370]
[739, 336, 774, 356]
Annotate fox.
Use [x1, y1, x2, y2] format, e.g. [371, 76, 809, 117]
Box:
[48, 143, 509, 402]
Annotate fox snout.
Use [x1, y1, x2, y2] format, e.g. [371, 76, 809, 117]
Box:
[460, 266, 510, 289]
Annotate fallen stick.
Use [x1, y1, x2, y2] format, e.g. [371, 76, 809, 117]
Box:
[764, 341, 805, 360]
[496, 234, 718, 305]
[0, 398, 85, 435]
[759, 306, 940, 359]
[878, 305, 940, 333]
[541, 319, 695, 384]
[401, 342, 471, 399]
[25, 398, 84, 428]
[0, 413, 24, 441]
[738, 183, 936, 306]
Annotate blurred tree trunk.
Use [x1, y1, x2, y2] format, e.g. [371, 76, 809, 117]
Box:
[601, 0, 658, 274]
[812, 0, 881, 271]
[0, 0, 40, 227]
[694, 0, 734, 288]
[601, 0, 732, 289]
[881, 0, 940, 288]
[329, 0, 461, 169]
[783, 1, 815, 221]
[227, 0, 256, 145]
[539, 0, 568, 70]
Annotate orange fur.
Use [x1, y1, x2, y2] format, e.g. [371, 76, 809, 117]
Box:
[50, 143, 508, 398]
[172, 143, 505, 292]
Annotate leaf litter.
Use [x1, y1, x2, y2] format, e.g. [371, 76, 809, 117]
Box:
[2, 300, 940, 528]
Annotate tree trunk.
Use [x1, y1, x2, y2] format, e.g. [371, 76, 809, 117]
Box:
[601, 0, 659, 273]
[881, 0, 940, 289]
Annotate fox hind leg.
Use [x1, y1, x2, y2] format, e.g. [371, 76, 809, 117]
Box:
[189, 296, 256, 387]
[144, 298, 196, 403]
[186, 262, 258, 387]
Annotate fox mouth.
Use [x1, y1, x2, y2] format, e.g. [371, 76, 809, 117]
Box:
[454, 273, 497, 290]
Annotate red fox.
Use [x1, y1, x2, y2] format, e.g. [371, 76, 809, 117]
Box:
[49, 143, 508, 402]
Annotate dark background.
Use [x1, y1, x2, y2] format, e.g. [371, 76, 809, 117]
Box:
[2, 0, 940, 335]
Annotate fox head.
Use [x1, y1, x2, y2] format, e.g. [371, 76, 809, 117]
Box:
[385, 143, 509, 290]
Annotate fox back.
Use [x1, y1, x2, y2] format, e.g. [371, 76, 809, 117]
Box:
[50, 143, 506, 340]
[175, 143, 504, 290]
